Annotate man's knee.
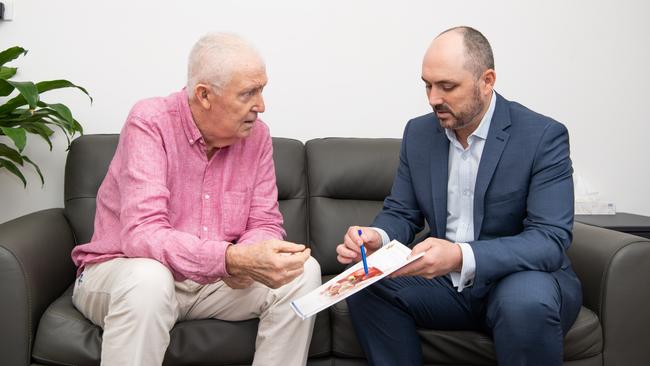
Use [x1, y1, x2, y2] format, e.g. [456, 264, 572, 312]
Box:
[487, 271, 561, 332]
[114, 258, 177, 313]
[301, 256, 321, 289]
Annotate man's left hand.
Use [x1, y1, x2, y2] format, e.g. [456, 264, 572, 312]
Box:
[223, 275, 254, 289]
[391, 238, 462, 278]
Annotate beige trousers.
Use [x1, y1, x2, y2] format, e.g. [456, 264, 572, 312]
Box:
[72, 257, 321, 366]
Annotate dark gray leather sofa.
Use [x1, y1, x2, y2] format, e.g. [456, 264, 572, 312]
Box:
[1, 134, 649, 366]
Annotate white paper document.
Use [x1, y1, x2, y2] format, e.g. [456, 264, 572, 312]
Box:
[291, 240, 423, 320]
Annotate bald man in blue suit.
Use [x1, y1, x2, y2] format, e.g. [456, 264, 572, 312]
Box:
[336, 26, 582, 366]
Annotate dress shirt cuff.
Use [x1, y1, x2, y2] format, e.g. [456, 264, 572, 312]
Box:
[371, 227, 390, 247]
[449, 242, 476, 292]
[204, 240, 233, 280]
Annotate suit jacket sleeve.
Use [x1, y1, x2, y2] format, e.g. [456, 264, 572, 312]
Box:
[372, 120, 425, 244]
[470, 122, 574, 288]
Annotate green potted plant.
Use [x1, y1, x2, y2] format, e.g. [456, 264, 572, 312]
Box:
[0, 46, 92, 186]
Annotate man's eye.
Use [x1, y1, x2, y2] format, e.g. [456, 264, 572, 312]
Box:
[442, 85, 455, 91]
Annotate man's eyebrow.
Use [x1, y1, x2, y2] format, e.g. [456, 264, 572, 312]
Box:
[241, 84, 264, 93]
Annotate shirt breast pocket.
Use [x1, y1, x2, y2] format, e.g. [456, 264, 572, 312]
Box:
[222, 190, 251, 238]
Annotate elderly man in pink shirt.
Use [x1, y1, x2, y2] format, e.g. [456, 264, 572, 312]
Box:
[70, 33, 321, 366]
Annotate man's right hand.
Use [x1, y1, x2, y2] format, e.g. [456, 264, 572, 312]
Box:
[336, 226, 382, 264]
[225, 239, 310, 289]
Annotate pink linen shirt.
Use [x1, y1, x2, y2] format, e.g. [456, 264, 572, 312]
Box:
[71, 89, 285, 284]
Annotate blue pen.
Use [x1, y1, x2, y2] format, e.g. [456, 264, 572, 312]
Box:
[358, 229, 369, 276]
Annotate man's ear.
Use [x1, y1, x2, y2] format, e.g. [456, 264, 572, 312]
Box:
[481, 69, 496, 95]
[194, 84, 212, 109]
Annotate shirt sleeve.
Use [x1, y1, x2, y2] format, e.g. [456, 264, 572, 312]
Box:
[449, 242, 476, 292]
[237, 130, 286, 245]
[117, 115, 231, 284]
[371, 227, 391, 247]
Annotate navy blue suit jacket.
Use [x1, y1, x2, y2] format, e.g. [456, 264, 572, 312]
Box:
[373, 93, 581, 309]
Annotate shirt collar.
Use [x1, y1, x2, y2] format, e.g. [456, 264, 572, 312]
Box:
[444, 90, 497, 143]
[178, 88, 204, 146]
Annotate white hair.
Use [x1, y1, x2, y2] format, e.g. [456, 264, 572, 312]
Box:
[187, 32, 264, 96]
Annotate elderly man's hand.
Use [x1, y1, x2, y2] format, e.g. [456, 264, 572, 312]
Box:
[225, 240, 311, 289]
[336, 226, 382, 264]
[390, 237, 462, 278]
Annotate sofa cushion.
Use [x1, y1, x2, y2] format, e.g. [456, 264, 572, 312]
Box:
[33, 286, 331, 365]
[330, 300, 602, 364]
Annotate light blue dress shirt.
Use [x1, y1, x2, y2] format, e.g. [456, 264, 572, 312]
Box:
[375, 91, 497, 292]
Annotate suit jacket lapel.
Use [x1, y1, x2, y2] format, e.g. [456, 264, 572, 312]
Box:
[473, 93, 511, 238]
[430, 124, 449, 238]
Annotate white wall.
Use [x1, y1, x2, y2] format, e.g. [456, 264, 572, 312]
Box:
[1, 0, 649, 223]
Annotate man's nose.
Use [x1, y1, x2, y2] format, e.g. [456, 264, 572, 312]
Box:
[253, 94, 265, 113]
[428, 91, 443, 107]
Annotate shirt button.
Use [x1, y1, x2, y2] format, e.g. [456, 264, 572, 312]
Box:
[462, 154, 468, 161]
[463, 189, 471, 196]
[204, 194, 210, 199]
[203, 226, 208, 232]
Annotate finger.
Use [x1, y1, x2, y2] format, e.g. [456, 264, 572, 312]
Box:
[343, 233, 362, 254]
[280, 249, 311, 270]
[351, 226, 365, 243]
[274, 240, 306, 253]
[337, 254, 354, 264]
[358, 227, 374, 243]
[410, 241, 432, 257]
[337, 244, 360, 261]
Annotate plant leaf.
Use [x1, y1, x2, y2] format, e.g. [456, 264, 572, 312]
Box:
[72, 118, 84, 134]
[22, 156, 44, 186]
[0, 158, 27, 187]
[0, 142, 24, 165]
[37, 80, 93, 103]
[21, 123, 54, 150]
[0, 46, 27, 67]
[44, 103, 74, 124]
[0, 66, 17, 80]
[7, 80, 39, 109]
[0, 79, 92, 115]
[36, 102, 81, 136]
[0, 79, 14, 97]
[0, 126, 27, 151]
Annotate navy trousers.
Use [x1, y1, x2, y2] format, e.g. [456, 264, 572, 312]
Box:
[347, 271, 579, 366]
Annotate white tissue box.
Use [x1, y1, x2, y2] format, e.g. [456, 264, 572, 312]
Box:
[575, 201, 616, 215]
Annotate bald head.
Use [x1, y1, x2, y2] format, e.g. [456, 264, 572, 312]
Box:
[429, 26, 494, 78]
[187, 33, 265, 97]
[421, 26, 496, 141]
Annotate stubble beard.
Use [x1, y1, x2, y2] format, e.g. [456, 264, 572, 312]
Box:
[437, 86, 485, 131]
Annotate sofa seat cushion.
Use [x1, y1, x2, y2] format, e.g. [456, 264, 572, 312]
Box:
[330, 301, 602, 364]
[33, 286, 330, 365]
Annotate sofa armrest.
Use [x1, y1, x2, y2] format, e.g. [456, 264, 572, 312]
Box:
[0, 208, 77, 366]
[569, 222, 650, 365]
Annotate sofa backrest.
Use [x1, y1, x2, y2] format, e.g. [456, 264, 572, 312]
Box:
[305, 138, 400, 275]
[64, 135, 309, 246]
[63, 134, 404, 277]
[64, 134, 118, 244]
